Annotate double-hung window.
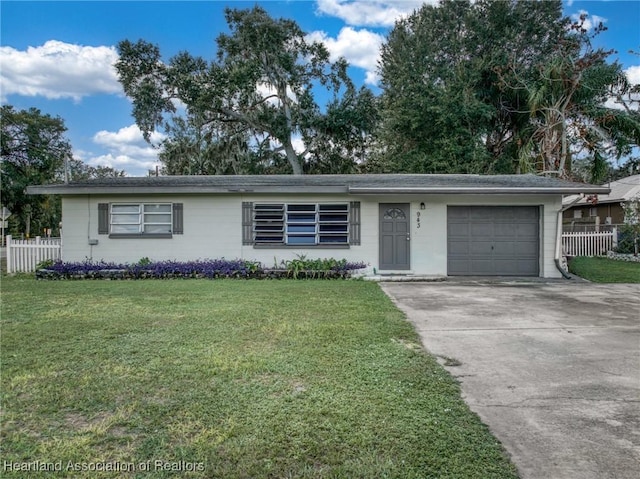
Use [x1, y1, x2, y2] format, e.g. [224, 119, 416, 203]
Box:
[251, 203, 353, 246]
[99, 203, 182, 237]
[111, 204, 172, 234]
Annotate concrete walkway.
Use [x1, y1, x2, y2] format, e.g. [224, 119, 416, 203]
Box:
[380, 281, 640, 479]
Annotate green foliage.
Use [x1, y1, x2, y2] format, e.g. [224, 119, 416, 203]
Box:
[136, 257, 153, 267]
[1, 278, 519, 478]
[34, 259, 55, 271]
[615, 225, 638, 255]
[0, 106, 123, 237]
[243, 260, 262, 274]
[617, 195, 640, 254]
[0, 105, 71, 236]
[116, 6, 377, 175]
[569, 256, 640, 283]
[280, 255, 354, 278]
[497, 13, 639, 178]
[376, 0, 639, 177]
[571, 157, 640, 184]
[376, 0, 565, 174]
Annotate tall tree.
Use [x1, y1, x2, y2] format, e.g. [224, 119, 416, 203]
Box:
[377, 0, 566, 174]
[496, 14, 640, 180]
[376, 0, 639, 178]
[116, 6, 376, 175]
[66, 158, 126, 180]
[1, 105, 71, 236]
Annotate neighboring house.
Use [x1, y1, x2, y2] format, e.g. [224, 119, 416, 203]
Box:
[27, 174, 608, 278]
[563, 174, 640, 229]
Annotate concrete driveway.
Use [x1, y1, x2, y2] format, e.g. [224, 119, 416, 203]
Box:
[380, 281, 640, 479]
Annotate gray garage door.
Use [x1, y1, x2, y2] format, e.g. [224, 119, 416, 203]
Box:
[448, 206, 539, 276]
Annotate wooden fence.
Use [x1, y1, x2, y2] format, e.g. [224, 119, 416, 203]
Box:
[561, 230, 616, 257]
[5, 235, 62, 273]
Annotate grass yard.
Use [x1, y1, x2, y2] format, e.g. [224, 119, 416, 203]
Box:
[569, 256, 640, 283]
[1, 277, 518, 479]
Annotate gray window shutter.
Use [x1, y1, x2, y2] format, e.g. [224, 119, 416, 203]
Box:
[242, 202, 253, 245]
[349, 201, 361, 245]
[172, 203, 183, 234]
[98, 203, 109, 234]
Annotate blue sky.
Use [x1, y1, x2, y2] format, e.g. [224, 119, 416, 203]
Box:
[1, 0, 639, 176]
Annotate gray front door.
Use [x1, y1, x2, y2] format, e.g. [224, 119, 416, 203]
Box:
[379, 203, 410, 270]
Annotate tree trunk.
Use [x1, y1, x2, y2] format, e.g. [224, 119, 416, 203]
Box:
[284, 140, 303, 175]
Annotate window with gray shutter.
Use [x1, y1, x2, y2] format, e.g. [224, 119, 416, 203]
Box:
[98, 203, 109, 234]
[107, 202, 174, 238]
[172, 203, 183, 234]
[242, 202, 254, 245]
[250, 202, 354, 246]
[349, 201, 361, 245]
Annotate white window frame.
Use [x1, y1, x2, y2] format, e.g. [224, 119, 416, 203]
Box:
[253, 203, 349, 246]
[110, 203, 172, 235]
[589, 207, 598, 218]
[573, 209, 583, 219]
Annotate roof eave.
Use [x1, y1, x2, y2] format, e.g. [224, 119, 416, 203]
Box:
[27, 184, 612, 196]
[26, 185, 351, 195]
[347, 186, 612, 195]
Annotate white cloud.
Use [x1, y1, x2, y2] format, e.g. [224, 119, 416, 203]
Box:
[85, 153, 159, 172]
[601, 66, 640, 112]
[307, 27, 384, 85]
[316, 0, 429, 27]
[625, 65, 640, 86]
[93, 124, 165, 149]
[86, 124, 164, 175]
[0, 40, 121, 102]
[570, 9, 607, 31]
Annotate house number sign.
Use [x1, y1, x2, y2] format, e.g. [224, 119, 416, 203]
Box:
[416, 211, 421, 228]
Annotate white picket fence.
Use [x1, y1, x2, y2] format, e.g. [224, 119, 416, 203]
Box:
[5, 235, 62, 273]
[561, 230, 616, 257]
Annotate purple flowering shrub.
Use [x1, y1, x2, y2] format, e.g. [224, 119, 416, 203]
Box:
[37, 258, 367, 280]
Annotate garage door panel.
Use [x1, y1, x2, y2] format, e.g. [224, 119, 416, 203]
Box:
[448, 208, 470, 219]
[470, 260, 494, 274]
[494, 242, 516, 256]
[470, 242, 493, 255]
[448, 206, 539, 276]
[517, 223, 538, 236]
[493, 259, 520, 274]
[449, 260, 470, 274]
[494, 223, 517, 237]
[469, 207, 495, 219]
[470, 223, 493, 236]
[448, 223, 469, 236]
[519, 208, 539, 220]
[449, 241, 469, 254]
[518, 259, 539, 274]
[490, 208, 517, 220]
[495, 259, 538, 274]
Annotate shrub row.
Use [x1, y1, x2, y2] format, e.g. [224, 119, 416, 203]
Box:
[36, 258, 368, 280]
[606, 251, 640, 263]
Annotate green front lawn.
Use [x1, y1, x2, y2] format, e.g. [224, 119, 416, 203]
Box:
[1, 277, 517, 478]
[569, 256, 640, 283]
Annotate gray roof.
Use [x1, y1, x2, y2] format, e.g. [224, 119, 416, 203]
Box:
[563, 174, 640, 206]
[27, 174, 610, 196]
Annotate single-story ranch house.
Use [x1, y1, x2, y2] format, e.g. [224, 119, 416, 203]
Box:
[28, 174, 609, 278]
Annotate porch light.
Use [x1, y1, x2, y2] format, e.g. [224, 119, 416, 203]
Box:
[420, 202, 426, 210]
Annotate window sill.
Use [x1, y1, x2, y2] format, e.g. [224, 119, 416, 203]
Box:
[108, 233, 173, 239]
[252, 244, 351, 249]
